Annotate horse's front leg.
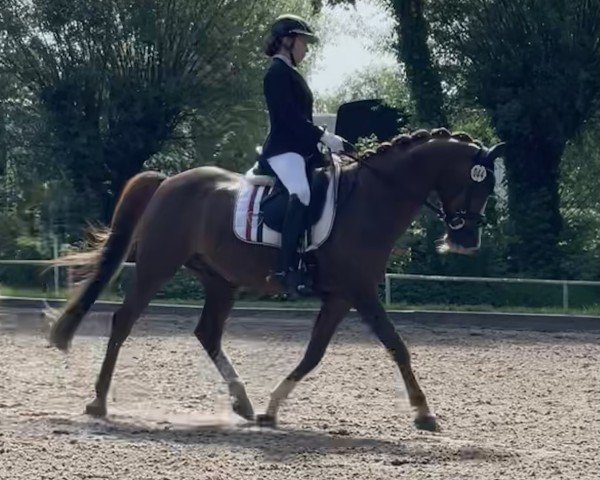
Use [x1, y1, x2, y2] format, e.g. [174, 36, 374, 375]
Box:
[354, 292, 438, 431]
[257, 295, 350, 426]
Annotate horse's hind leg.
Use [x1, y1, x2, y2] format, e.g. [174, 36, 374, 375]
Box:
[85, 303, 140, 417]
[85, 262, 181, 417]
[192, 271, 254, 421]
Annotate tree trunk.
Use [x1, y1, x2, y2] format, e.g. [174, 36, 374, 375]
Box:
[390, 0, 447, 127]
[0, 100, 6, 177]
[504, 141, 564, 276]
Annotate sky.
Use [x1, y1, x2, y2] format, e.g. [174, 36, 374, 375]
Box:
[308, 0, 398, 95]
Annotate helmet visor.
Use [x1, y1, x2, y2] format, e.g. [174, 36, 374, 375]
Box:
[289, 30, 319, 44]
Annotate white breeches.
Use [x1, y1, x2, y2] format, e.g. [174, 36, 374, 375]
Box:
[266, 152, 311, 206]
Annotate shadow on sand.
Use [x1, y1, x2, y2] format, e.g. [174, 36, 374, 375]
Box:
[45, 412, 515, 464]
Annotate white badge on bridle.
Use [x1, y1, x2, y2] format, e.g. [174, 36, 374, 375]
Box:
[471, 165, 487, 182]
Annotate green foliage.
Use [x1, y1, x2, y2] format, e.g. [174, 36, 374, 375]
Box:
[1, 0, 599, 311]
[0, 0, 316, 266]
[448, 108, 499, 147]
[312, 0, 356, 10]
[314, 65, 413, 114]
[0, 213, 22, 258]
[559, 119, 600, 279]
[387, 278, 600, 309]
[429, 0, 600, 276]
[354, 133, 381, 152]
[0, 0, 314, 223]
[0, 213, 46, 286]
[318, 0, 446, 126]
[448, 0, 600, 145]
[115, 266, 203, 301]
[389, 0, 447, 127]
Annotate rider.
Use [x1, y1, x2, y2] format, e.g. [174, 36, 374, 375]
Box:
[260, 14, 347, 297]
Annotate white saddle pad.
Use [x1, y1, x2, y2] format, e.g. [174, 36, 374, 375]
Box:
[233, 160, 341, 251]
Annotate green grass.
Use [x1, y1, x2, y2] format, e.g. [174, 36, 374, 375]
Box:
[2, 286, 599, 316]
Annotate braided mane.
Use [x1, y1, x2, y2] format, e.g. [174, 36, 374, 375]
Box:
[358, 128, 482, 160]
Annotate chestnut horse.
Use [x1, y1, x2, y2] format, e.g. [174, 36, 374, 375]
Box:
[48, 128, 505, 431]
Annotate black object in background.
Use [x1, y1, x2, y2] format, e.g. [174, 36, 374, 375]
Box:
[335, 99, 408, 144]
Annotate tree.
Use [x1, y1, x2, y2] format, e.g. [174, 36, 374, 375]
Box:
[313, 65, 412, 113]
[0, 0, 312, 222]
[388, 0, 447, 127]
[322, 0, 447, 127]
[0, 70, 61, 260]
[559, 119, 600, 279]
[431, 0, 600, 276]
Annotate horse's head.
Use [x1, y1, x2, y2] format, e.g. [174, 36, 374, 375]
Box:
[350, 131, 505, 255]
[433, 142, 506, 255]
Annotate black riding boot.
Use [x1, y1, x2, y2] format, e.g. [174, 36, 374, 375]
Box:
[272, 194, 313, 298]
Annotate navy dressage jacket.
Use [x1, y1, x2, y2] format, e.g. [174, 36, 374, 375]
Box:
[260, 57, 323, 169]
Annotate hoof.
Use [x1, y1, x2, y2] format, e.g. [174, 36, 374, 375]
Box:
[49, 331, 71, 352]
[232, 397, 255, 421]
[85, 399, 107, 418]
[228, 382, 255, 421]
[414, 414, 439, 432]
[256, 413, 277, 428]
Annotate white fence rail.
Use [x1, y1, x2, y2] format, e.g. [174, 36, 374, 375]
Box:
[384, 273, 600, 310]
[1, 260, 599, 311]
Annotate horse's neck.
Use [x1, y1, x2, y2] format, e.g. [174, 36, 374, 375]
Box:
[345, 149, 440, 248]
[395, 145, 441, 203]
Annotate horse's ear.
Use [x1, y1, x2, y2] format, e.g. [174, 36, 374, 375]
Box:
[486, 142, 506, 162]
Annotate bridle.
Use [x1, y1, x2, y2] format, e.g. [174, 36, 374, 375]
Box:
[423, 149, 495, 231]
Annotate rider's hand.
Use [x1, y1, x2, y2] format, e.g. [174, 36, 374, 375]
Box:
[320, 130, 346, 153]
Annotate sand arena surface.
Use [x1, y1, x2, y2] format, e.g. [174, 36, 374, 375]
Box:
[0, 307, 598, 479]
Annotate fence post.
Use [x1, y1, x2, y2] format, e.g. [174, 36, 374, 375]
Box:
[562, 283, 569, 311]
[52, 235, 59, 297]
[385, 274, 391, 306]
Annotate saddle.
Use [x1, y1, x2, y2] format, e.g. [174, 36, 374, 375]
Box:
[234, 157, 341, 250]
[249, 164, 330, 232]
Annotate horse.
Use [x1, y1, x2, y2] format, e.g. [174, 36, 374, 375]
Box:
[48, 128, 505, 432]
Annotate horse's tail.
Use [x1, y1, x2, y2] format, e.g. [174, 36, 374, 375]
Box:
[48, 171, 167, 352]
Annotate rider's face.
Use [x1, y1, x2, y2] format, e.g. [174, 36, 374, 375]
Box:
[291, 36, 309, 64]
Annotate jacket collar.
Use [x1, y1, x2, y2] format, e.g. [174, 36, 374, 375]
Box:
[273, 54, 294, 69]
